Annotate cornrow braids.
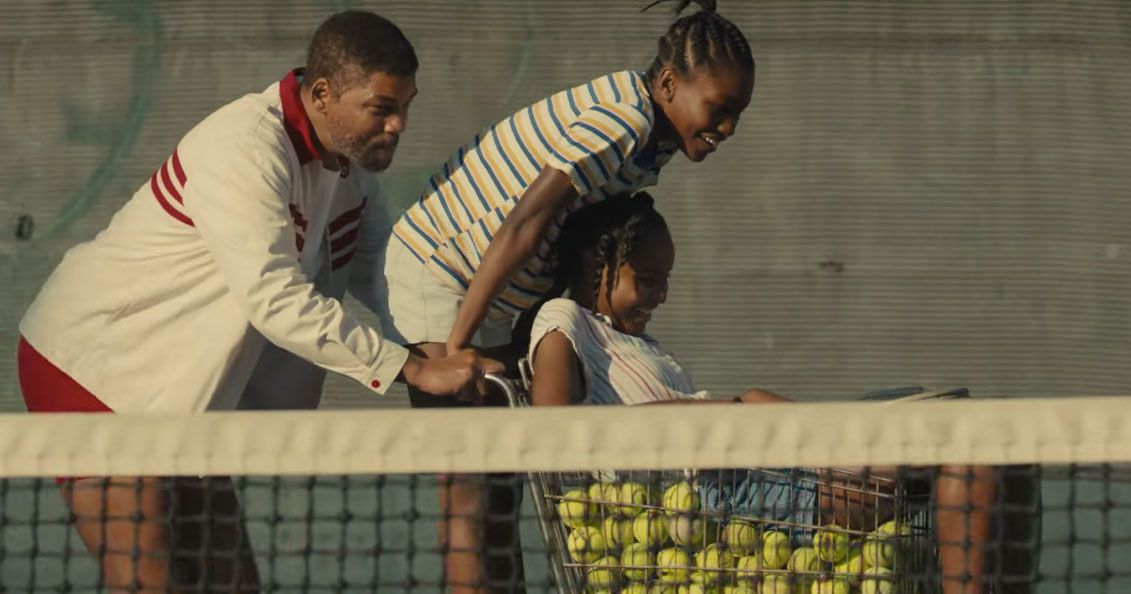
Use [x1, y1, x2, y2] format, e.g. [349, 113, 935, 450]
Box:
[644, 0, 753, 83]
[590, 233, 615, 321]
[510, 193, 669, 350]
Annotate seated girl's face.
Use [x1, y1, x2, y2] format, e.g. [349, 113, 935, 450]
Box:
[594, 225, 674, 337]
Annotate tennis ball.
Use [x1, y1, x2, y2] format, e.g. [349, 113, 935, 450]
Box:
[634, 510, 671, 547]
[657, 547, 692, 584]
[727, 585, 759, 594]
[760, 531, 791, 569]
[588, 556, 622, 589]
[791, 579, 815, 594]
[788, 547, 821, 574]
[618, 481, 651, 517]
[760, 575, 792, 594]
[862, 537, 894, 569]
[723, 521, 759, 555]
[604, 516, 636, 550]
[559, 489, 598, 528]
[735, 555, 762, 581]
[566, 526, 606, 563]
[810, 578, 850, 594]
[686, 584, 728, 594]
[648, 585, 681, 594]
[692, 543, 734, 584]
[589, 482, 620, 506]
[877, 520, 911, 539]
[663, 481, 700, 515]
[622, 583, 649, 594]
[832, 545, 867, 579]
[622, 543, 655, 582]
[812, 525, 849, 563]
[859, 566, 894, 594]
[669, 514, 708, 548]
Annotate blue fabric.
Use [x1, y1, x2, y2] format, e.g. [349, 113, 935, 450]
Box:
[698, 469, 819, 544]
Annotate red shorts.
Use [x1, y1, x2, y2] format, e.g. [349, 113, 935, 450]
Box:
[17, 336, 113, 483]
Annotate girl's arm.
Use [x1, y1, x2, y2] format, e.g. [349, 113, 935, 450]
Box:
[737, 388, 792, 403]
[448, 101, 652, 353]
[640, 388, 794, 405]
[530, 329, 585, 406]
[446, 168, 578, 352]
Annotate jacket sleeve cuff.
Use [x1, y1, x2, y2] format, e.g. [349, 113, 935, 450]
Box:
[364, 342, 411, 395]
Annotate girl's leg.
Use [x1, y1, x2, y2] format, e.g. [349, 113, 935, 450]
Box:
[408, 342, 486, 593]
[818, 466, 999, 594]
[437, 473, 489, 594]
[409, 342, 526, 594]
[409, 341, 527, 592]
[935, 465, 998, 594]
[817, 468, 897, 530]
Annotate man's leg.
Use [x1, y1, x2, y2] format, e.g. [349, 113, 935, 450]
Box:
[169, 476, 260, 593]
[65, 476, 178, 593]
[63, 475, 259, 593]
[482, 473, 526, 593]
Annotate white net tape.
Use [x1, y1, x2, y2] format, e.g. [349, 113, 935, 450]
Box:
[2, 396, 1129, 478]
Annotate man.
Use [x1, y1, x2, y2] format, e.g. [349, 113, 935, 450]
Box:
[17, 11, 499, 593]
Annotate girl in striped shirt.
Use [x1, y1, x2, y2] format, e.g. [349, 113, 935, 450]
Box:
[517, 194, 1005, 594]
[382, 0, 756, 364]
[383, 2, 756, 590]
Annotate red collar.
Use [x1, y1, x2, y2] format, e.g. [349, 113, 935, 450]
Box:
[280, 69, 322, 165]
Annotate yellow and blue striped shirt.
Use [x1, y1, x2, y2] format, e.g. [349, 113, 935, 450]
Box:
[392, 70, 675, 315]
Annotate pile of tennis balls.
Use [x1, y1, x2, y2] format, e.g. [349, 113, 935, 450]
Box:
[557, 480, 914, 594]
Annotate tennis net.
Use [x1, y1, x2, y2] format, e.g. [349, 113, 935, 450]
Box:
[1, 390, 1129, 593]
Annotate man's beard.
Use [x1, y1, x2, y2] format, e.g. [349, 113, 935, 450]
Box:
[328, 119, 394, 173]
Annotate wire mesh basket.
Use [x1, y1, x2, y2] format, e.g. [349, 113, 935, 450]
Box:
[485, 373, 966, 594]
[542, 468, 932, 594]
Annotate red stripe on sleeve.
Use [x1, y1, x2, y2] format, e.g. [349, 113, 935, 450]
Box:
[150, 173, 194, 227]
[159, 161, 183, 204]
[171, 149, 187, 186]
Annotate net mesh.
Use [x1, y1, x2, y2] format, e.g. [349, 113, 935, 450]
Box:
[2, 396, 1129, 593]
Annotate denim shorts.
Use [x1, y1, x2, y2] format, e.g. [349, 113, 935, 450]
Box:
[698, 469, 819, 544]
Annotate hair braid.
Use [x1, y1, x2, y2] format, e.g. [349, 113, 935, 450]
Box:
[644, 0, 753, 83]
[615, 214, 648, 274]
[590, 233, 614, 317]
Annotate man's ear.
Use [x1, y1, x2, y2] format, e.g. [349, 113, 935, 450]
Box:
[309, 77, 334, 112]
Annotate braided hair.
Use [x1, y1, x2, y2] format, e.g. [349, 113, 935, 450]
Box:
[511, 193, 669, 350]
[643, 0, 754, 83]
